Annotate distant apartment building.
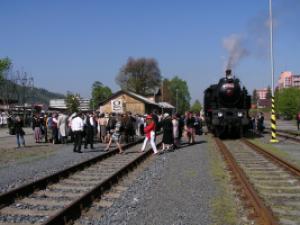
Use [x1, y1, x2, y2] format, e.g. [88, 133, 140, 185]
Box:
[256, 88, 271, 108]
[277, 71, 300, 89]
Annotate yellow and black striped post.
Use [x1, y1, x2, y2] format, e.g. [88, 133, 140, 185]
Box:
[270, 96, 279, 143]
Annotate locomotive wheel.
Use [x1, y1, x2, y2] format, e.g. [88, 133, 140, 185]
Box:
[238, 126, 243, 138]
[214, 127, 221, 138]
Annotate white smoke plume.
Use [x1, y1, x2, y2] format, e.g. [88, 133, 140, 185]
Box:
[222, 0, 299, 72]
[223, 34, 249, 70]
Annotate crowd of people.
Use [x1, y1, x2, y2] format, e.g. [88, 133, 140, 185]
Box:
[250, 112, 265, 134]
[6, 110, 204, 153]
[7, 109, 300, 151]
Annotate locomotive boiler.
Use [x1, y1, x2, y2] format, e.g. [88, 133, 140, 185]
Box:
[204, 69, 251, 137]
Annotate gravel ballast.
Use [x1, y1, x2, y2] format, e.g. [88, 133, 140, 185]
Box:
[1, 134, 227, 224]
[96, 137, 217, 225]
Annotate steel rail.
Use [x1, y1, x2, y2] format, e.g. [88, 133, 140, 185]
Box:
[214, 138, 278, 225]
[276, 132, 300, 143]
[276, 129, 300, 136]
[0, 139, 143, 209]
[41, 142, 161, 225]
[242, 138, 300, 177]
[264, 128, 300, 143]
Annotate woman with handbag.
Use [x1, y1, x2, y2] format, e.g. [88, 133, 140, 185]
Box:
[14, 116, 26, 148]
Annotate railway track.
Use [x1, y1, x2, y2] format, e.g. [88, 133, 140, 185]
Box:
[264, 128, 300, 143]
[275, 131, 300, 143]
[0, 137, 161, 225]
[214, 137, 300, 225]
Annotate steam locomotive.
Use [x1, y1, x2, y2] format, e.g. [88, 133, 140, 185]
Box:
[204, 70, 251, 137]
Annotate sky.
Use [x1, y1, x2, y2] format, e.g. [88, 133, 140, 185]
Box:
[1, 0, 299, 103]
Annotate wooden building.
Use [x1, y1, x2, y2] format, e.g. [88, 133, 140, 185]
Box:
[99, 90, 174, 115]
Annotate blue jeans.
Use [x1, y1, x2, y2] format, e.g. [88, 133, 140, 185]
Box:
[16, 133, 25, 147]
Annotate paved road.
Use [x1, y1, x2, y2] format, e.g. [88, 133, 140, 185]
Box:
[0, 127, 33, 138]
[0, 127, 37, 150]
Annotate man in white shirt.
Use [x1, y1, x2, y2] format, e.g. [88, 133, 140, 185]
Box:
[71, 112, 84, 153]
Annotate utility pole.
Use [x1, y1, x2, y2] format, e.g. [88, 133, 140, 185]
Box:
[269, 0, 278, 143]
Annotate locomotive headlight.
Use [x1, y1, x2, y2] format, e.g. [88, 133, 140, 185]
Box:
[218, 112, 223, 117]
[237, 112, 243, 117]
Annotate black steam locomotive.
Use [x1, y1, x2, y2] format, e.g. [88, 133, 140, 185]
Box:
[204, 70, 251, 137]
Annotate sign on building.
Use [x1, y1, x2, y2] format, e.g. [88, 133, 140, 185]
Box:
[111, 99, 123, 113]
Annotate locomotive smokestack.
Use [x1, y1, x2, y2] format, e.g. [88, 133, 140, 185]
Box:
[225, 69, 232, 79]
[226, 69, 231, 76]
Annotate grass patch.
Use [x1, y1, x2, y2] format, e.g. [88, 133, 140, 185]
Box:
[250, 139, 289, 158]
[249, 139, 300, 167]
[206, 136, 238, 225]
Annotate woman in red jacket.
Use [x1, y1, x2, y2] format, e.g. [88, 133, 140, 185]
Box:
[140, 115, 158, 154]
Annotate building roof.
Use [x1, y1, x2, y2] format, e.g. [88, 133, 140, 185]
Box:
[126, 90, 158, 105]
[99, 90, 174, 109]
[99, 90, 159, 106]
[158, 102, 175, 109]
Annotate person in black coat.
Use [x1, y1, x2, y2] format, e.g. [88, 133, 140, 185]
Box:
[84, 113, 95, 149]
[257, 112, 265, 134]
[124, 112, 136, 143]
[161, 113, 174, 151]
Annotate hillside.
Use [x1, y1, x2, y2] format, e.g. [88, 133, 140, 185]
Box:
[0, 79, 65, 105]
[29, 87, 65, 104]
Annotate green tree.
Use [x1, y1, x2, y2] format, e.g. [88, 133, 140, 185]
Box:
[161, 78, 172, 102]
[252, 89, 258, 105]
[66, 92, 80, 113]
[90, 81, 112, 110]
[166, 76, 191, 114]
[190, 100, 202, 113]
[275, 87, 300, 119]
[0, 57, 12, 84]
[116, 57, 162, 95]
